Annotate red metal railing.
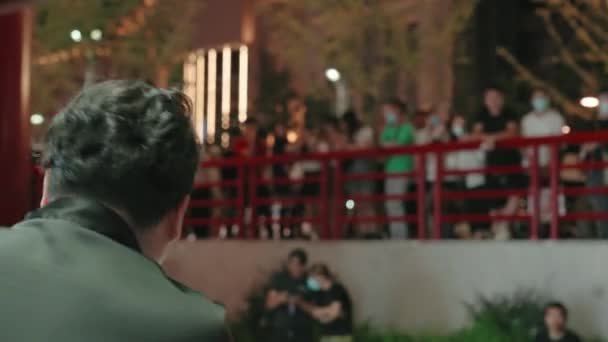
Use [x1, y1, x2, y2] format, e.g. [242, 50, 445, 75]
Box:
[31, 130, 608, 240]
[184, 130, 608, 240]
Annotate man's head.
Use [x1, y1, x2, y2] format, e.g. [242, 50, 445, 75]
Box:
[243, 117, 259, 142]
[544, 302, 568, 333]
[531, 88, 550, 113]
[308, 263, 334, 291]
[42, 80, 199, 262]
[484, 87, 505, 115]
[286, 248, 308, 279]
[382, 98, 407, 125]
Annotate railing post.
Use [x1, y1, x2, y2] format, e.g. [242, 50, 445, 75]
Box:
[248, 162, 258, 239]
[432, 152, 444, 240]
[549, 144, 560, 240]
[319, 160, 330, 239]
[236, 164, 246, 239]
[332, 160, 344, 240]
[416, 154, 427, 240]
[530, 146, 540, 240]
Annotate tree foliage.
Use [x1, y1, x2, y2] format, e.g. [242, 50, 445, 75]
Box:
[498, 0, 608, 118]
[259, 0, 477, 117]
[31, 0, 202, 119]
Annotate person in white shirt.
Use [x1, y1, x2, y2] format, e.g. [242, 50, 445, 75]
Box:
[521, 88, 565, 167]
[521, 88, 566, 224]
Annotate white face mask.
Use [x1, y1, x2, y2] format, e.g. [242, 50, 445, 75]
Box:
[452, 125, 465, 137]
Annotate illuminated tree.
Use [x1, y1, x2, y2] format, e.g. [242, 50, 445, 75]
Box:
[31, 0, 202, 122]
[498, 0, 608, 118]
[259, 0, 477, 118]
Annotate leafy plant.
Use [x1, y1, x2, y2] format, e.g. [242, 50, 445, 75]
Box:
[465, 289, 546, 340]
[229, 287, 603, 342]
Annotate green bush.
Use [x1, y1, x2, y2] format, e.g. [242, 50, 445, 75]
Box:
[464, 289, 546, 341]
[229, 287, 602, 341]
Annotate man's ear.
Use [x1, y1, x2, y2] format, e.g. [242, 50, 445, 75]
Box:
[168, 195, 190, 241]
[40, 171, 50, 207]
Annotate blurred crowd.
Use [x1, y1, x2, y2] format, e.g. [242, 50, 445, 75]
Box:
[187, 86, 608, 241]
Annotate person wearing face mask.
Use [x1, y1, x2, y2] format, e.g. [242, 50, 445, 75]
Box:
[579, 92, 608, 238]
[521, 88, 565, 168]
[380, 98, 415, 239]
[296, 264, 353, 342]
[521, 88, 566, 229]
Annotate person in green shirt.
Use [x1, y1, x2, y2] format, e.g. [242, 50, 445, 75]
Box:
[380, 99, 415, 238]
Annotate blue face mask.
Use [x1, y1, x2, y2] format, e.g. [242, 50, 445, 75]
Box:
[385, 111, 397, 125]
[430, 115, 441, 127]
[532, 97, 549, 112]
[307, 277, 321, 292]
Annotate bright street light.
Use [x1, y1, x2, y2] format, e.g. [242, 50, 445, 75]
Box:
[325, 68, 341, 82]
[70, 29, 83, 42]
[90, 29, 103, 41]
[580, 96, 599, 108]
[345, 199, 355, 210]
[30, 113, 45, 125]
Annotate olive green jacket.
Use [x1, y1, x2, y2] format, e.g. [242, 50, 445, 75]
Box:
[0, 197, 227, 341]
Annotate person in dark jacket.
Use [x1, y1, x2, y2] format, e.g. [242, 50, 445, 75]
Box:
[305, 263, 353, 342]
[265, 249, 315, 342]
[0, 80, 228, 341]
[535, 302, 581, 342]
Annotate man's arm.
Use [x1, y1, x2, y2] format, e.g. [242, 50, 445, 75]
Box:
[503, 120, 519, 139]
[294, 298, 341, 323]
[471, 121, 484, 139]
[312, 301, 342, 323]
[265, 289, 288, 310]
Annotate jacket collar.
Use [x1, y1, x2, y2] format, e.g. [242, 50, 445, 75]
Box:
[25, 197, 141, 253]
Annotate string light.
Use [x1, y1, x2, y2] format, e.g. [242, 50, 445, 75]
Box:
[221, 46, 232, 130]
[238, 45, 248, 123]
[194, 50, 206, 142]
[206, 49, 217, 144]
[182, 53, 196, 104]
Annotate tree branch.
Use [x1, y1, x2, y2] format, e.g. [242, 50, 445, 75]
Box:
[552, 1, 608, 68]
[497, 47, 591, 119]
[538, 9, 598, 92]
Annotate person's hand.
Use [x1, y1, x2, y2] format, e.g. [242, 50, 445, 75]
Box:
[312, 309, 334, 323]
[276, 291, 289, 304]
[479, 137, 495, 151]
[266, 290, 290, 310]
[430, 124, 446, 140]
[582, 142, 599, 153]
[287, 295, 299, 306]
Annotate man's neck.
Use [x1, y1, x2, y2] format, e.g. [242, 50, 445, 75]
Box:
[489, 109, 501, 117]
[134, 229, 166, 264]
[548, 328, 565, 340]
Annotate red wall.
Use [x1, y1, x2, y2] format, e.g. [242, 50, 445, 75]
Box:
[0, 9, 32, 225]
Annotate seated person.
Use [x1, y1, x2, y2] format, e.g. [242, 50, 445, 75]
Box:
[535, 302, 581, 342]
[265, 249, 315, 342]
[298, 263, 353, 342]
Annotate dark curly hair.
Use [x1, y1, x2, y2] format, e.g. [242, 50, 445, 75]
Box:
[43, 80, 199, 229]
